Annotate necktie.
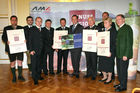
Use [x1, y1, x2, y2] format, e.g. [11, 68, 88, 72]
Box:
[72, 25, 75, 32]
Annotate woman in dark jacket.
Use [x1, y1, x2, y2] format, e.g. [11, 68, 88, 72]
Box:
[98, 17, 117, 84]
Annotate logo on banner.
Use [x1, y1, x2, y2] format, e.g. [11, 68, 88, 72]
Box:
[31, 6, 51, 13]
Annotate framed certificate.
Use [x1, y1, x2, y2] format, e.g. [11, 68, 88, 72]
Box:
[7, 29, 27, 54]
[97, 31, 110, 56]
[53, 30, 68, 49]
[82, 29, 97, 52]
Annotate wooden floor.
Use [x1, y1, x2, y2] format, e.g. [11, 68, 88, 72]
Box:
[0, 64, 140, 93]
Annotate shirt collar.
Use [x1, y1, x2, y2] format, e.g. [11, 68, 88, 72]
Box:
[90, 25, 95, 28]
[120, 23, 125, 28]
[73, 23, 78, 27]
[61, 26, 65, 29]
[28, 25, 32, 28]
[36, 25, 41, 31]
[46, 27, 50, 30]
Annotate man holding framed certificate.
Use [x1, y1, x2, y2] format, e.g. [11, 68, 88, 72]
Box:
[55, 18, 69, 75]
[83, 17, 98, 80]
[2, 15, 25, 83]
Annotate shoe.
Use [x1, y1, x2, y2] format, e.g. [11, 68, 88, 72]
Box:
[56, 72, 61, 74]
[39, 77, 44, 80]
[45, 73, 48, 76]
[115, 87, 127, 92]
[83, 75, 90, 78]
[91, 77, 96, 80]
[18, 76, 25, 81]
[104, 80, 112, 84]
[69, 73, 75, 77]
[63, 72, 69, 75]
[76, 75, 79, 78]
[114, 84, 120, 88]
[12, 77, 17, 83]
[112, 76, 115, 80]
[34, 80, 38, 85]
[99, 72, 103, 76]
[49, 72, 55, 75]
[99, 78, 107, 82]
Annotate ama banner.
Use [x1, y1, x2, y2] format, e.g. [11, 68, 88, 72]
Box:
[30, 0, 140, 79]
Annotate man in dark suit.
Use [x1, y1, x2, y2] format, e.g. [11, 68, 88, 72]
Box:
[84, 17, 98, 80]
[29, 17, 44, 85]
[2, 15, 25, 83]
[56, 18, 69, 75]
[42, 19, 55, 75]
[98, 12, 116, 79]
[69, 15, 84, 78]
[24, 16, 33, 75]
[115, 14, 133, 92]
[98, 12, 116, 31]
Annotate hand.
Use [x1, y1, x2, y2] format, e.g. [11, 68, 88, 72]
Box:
[30, 51, 35, 55]
[7, 41, 10, 45]
[123, 56, 127, 61]
[107, 52, 111, 57]
[24, 40, 26, 43]
[55, 49, 58, 52]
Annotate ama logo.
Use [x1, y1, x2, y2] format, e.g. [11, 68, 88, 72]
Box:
[31, 6, 51, 13]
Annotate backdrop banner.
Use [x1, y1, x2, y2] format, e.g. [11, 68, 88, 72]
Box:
[30, 0, 140, 79]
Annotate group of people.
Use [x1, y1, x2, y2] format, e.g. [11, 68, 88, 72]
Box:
[1, 12, 133, 92]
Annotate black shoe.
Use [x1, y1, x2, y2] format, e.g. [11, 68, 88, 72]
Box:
[91, 77, 96, 80]
[12, 77, 17, 83]
[18, 76, 25, 81]
[99, 72, 103, 76]
[56, 72, 61, 74]
[99, 78, 107, 82]
[39, 77, 44, 80]
[104, 80, 112, 84]
[69, 73, 75, 77]
[112, 76, 115, 80]
[115, 87, 127, 92]
[44, 73, 48, 76]
[83, 75, 90, 78]
[76, 75, 79, 78]
[63, 72, 69, 75]
[34, 80, 38, 85]
[50, 72, 55, 75]
[114, 84, 120, 88]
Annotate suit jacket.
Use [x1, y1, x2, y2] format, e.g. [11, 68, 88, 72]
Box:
[2, 25, 23, 53]
[56, 26, 69, 31]
[24, 25, 31, 50]
[69, 24, 83, 34]
[116, 24, 133, 59]
[42, 27, 54, 52]
[98, 22, 116, 31]
[29, 26, 43, 55]
[98, 26, 117, 57]
[85, 25, 98, 30]
[68, 24, 84, 52]
[108, 27, 117, 57]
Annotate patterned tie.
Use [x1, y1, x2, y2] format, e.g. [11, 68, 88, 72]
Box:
[72, 25, 75, 32]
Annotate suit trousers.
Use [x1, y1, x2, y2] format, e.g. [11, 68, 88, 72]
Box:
[31, 53, 42, 81]
[116, 58, 129, 89]
[57, 50, 69, 72]
[70, 48, 81, 75]
[85, 52, 97, 77]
